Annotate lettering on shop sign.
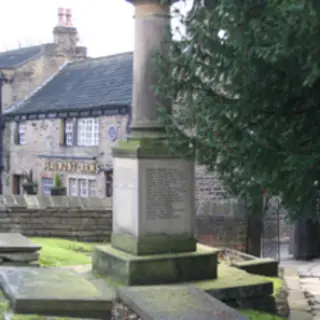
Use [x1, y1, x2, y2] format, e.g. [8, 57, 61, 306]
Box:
[44, 160, 98, 174]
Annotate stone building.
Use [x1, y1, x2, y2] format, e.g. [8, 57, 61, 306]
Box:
[3, 52, 131, 196]
[0, 8, 86, 111]
[0, 8, 228, 208]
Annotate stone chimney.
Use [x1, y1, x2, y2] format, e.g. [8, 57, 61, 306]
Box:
[52, 8, 87, 58]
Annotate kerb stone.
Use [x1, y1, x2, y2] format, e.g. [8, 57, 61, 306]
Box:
[118, 285, 248, 320]
[0, 267, 114, 318]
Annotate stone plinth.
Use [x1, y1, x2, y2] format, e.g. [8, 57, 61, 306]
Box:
[92, 243, 219, 286]
[111, 141, 196, 255]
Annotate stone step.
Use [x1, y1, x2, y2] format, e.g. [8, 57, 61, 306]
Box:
[0, 267, 115, 318]
[118, 285, 248, 320]
[93, 243, 219, 286]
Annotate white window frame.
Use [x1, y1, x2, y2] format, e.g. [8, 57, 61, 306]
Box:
[88, 180, 97, 196]
[77, 118, 99, 146]
[65, 119, 74, 146]
[68, 178, 97, 197]
[69, 178, 78, 196]
[18, 122, 26, 145]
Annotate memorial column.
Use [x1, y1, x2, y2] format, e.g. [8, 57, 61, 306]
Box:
[92, 0, 218, 286]
[110, 0, 197, 255]
[127, 0, 173, 137]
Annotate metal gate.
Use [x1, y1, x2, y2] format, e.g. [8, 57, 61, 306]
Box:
[261, 195, 283, 261]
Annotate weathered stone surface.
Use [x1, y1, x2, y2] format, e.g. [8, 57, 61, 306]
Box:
[0, 262, 40, 267]
[0, 252, 39, 262]
[231, 258, 278, 277]
[34, 195, 53, 208]
[118, 285, 248, 320]
[0, 267, 114, 318]
[92, 243, 219, 285]
[196, 264, 273, 301]
[0, 234, 40, 253]
[112, 157, 196, 255]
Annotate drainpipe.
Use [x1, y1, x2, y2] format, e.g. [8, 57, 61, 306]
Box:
[0, 71, 5, 195]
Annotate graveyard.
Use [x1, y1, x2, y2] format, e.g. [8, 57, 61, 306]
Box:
[0, 233, 284, 320]
[0, 0, 294, 319]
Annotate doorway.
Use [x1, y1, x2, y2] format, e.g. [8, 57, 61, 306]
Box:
[12, 174, 24, 195]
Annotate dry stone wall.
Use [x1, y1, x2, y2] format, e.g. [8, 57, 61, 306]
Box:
[0, 195, 112, 242]
[0, 195, 291, 250]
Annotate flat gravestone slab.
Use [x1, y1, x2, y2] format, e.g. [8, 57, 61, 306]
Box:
[118, 285, 248, 320]
[0, 267, 114, 318]
[0, 234, 41, 253]
[0, 252, 39, 262]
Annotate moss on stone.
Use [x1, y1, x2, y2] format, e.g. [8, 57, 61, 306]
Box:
[92, 243, 219, 285]
[112, 138, 194, 159]
[195, 264, 272, 291]
[240, 309, 285, 319]
[0, 299, 71, 320]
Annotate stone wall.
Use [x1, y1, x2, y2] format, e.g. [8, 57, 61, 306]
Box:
[0, 195, 112, 242]
[196, 215, 248, 251]
[0, 195, 291, 250]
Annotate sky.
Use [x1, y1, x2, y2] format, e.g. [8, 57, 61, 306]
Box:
[0, 0, 190, 58]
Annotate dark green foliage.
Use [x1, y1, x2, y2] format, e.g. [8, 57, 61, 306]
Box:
[53, 173, 63, 188]
[154, 0, 320, 219]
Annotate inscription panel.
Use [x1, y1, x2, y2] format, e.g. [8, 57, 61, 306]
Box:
[140, 159, 195, 237]
[146, 167, 187, 221]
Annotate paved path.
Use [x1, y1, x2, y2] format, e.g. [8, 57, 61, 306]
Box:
[281, 257, 320, 320]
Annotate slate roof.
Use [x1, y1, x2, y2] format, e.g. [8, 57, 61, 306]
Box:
[0, 45, 45, 69]
[6, 52, 133, 117]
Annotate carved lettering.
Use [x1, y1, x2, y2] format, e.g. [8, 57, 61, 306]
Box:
[146, 167, 187, 221]
[44, 160, 98, 174]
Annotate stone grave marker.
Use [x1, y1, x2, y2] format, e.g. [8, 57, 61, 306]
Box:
[24, 195, 39, 209]
[12, 196, 27, 208]
[93, 0, 218, 286]
[50, 196, 69, 208]
[3, 195, 18, 208]
[0, 196, 7, 212]
[35, 195, 53, 209]
[0, 267, 114, 318]
[0, 234, 40, 253]
[118, 285, 248, 320]
[81, 197, 106, 209]
[66, 196, 83, 208]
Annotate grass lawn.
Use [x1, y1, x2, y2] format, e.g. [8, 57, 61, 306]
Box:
[1, 238, 286, 320]
[30, 237, 96, 266]
[240, 309, 284, 320]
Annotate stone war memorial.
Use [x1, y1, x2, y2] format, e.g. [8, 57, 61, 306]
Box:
[0, 1, 276, 320]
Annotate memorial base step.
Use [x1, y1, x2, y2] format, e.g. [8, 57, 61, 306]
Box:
[92, 243, 219, 286]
